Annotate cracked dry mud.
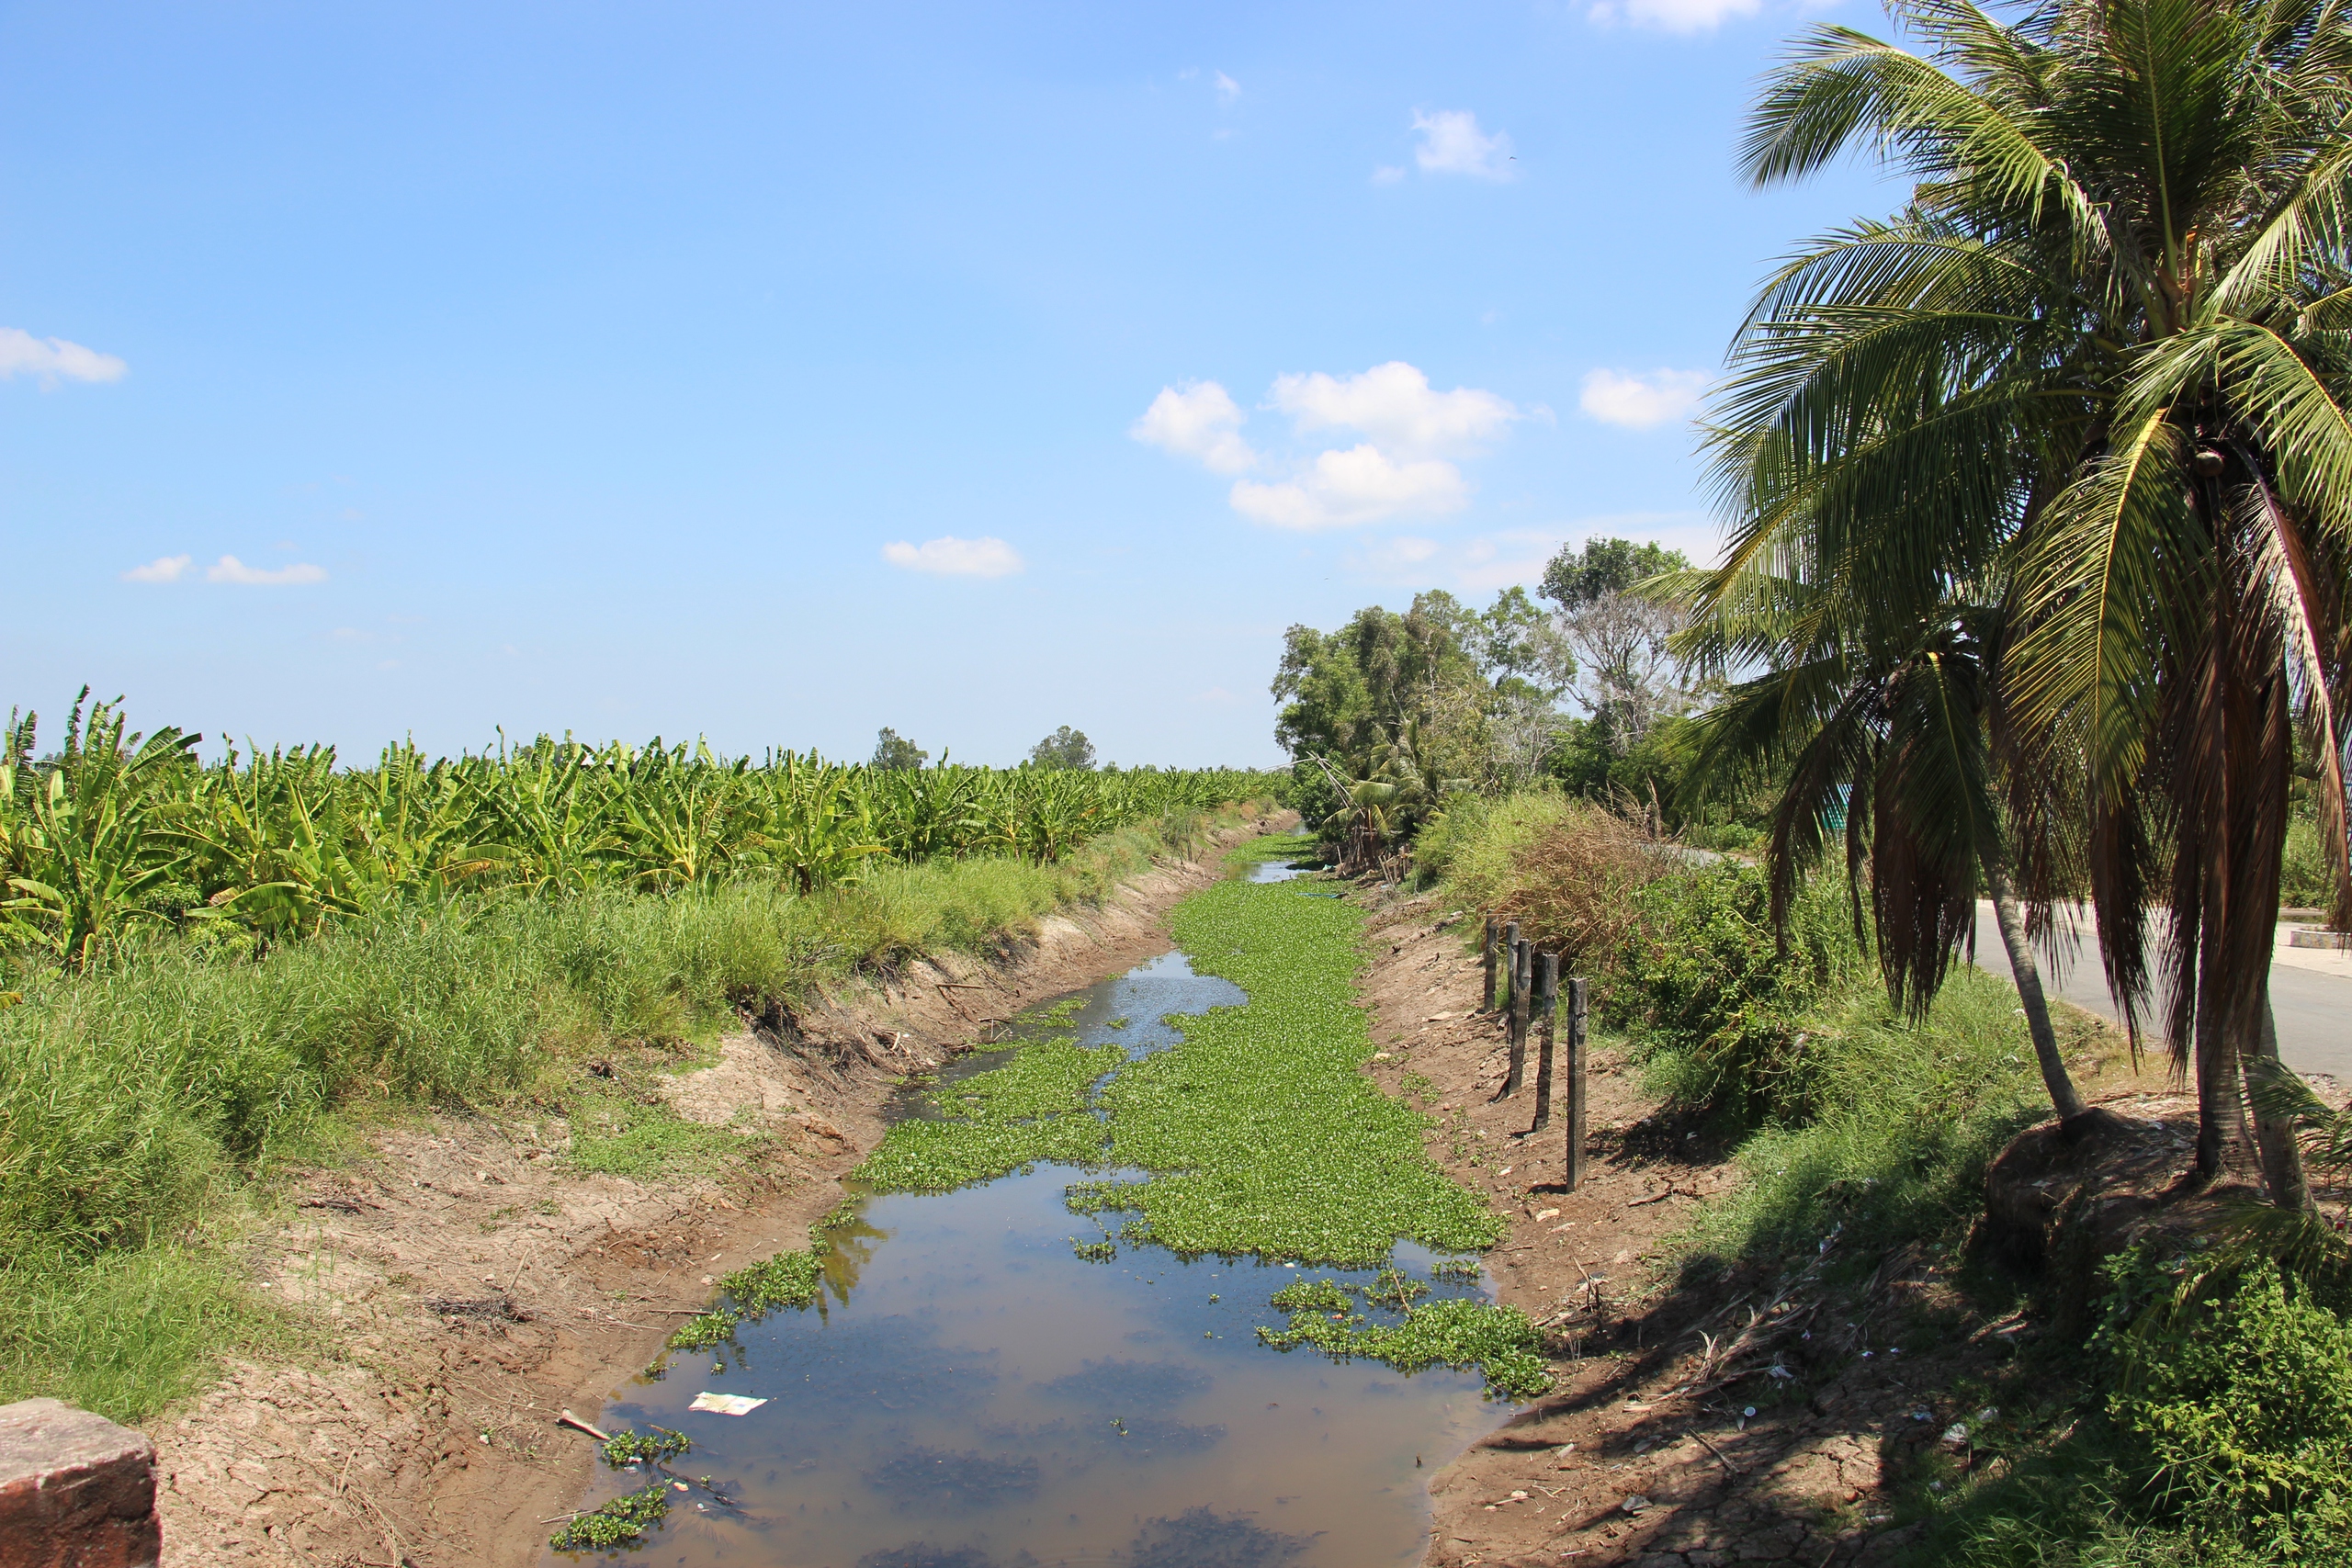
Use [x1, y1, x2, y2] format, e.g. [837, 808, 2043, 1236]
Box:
[150, 818, 1291, 1568]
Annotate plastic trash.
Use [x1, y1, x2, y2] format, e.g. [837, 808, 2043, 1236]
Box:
[687, 1393, 767, 1416]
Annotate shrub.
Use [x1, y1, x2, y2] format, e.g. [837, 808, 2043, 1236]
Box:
[2098, 1258, 2352, 1562]
[1611, 862, 1868, 1122]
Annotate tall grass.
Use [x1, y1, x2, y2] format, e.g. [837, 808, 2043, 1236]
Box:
[0, 804, 1258, 1421]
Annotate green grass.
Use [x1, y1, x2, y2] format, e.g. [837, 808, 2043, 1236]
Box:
[1657, 968, 2055, 1279]
[0, 1244, 293, 1424]
[0, 808, 1256, 1426]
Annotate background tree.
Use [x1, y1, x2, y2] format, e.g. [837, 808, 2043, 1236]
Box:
[1540, 537, 1694, 752]
[870, 728, 928, 771]
[1027, 726, 1097, 772]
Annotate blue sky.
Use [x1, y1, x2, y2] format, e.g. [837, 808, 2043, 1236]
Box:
[3, 0, 1893, 766]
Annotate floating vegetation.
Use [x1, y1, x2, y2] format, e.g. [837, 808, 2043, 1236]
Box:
[1126, 1506, 1309, 1568]
[854, 1032, 1123, 1192]
[864, 1447, 1042, 1509]
[1257, 1289, 1550, 1401]
[666, 1247, 824, 1352]
[1069, 1237, 1116, 1261]
[597, 1426, 691, 1466]
[549, 1483, 671, 1552]
[1091, 852, 1504, 1266]
[1062, 1179, 1146, 1214]
[1431, 1257, 1484, 1280]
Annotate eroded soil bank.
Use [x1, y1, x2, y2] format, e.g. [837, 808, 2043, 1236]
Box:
[149, 815, 1292, 1568]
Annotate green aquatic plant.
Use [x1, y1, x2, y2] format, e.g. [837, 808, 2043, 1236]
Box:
[1091, 855, 1503, 1266]
[548, 1483, 670, 1552]
[664, 1247, 824, 1353]
[597, 1426, 690, 1466]
[1258, 1289, 1549, 1402]
[852, 1027, 1123, 1192]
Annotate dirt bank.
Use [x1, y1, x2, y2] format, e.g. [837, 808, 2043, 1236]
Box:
[1345, 886, 2193, 1568]
[150, 815, 1292, 1568]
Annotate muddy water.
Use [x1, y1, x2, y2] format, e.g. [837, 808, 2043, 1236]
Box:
[559, 900, 1501, 1568]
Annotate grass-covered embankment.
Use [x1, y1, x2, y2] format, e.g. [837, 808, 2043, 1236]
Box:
[838, 834, 1545, 1398]
[0, 807, 1258, 1423]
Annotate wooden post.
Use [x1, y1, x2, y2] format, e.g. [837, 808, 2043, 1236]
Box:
[1504, 938, 1530, 1094]
[1501, 921, 1520, 1014]
[1529, 953, 1557, 1132]
[1565, 976, 1589, 1191]
[1481, 919, 1498, 1013]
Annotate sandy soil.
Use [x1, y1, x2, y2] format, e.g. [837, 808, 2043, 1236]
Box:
[1346, 886, 2197, 1568]
[150, 815, 1292, 1568]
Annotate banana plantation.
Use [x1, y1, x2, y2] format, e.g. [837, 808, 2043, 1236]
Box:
[0, 693, 1283, 969]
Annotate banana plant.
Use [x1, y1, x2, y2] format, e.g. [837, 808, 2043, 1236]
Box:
[0, 692, 200, 969]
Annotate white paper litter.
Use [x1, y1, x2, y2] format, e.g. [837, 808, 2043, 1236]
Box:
[687, 1393, 766, 1416]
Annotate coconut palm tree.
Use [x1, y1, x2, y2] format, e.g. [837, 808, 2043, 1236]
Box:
[1708, 0, 2352, 1194]
[1679, 572, 2090, 1121]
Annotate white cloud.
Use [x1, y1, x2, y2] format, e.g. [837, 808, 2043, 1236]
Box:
[1342, 513, 1724, 590]
[1341, 536, 1443, 577]
[1589, 0, 1760, 30]
[1230, 445, 1470, 530]
[0, 327, 128, 385]
[1578, 367, 1710, 430]
[1130, 381, 1259, 474]
[121, 554, 193, 583]
[1271, 362, 1517, 456]
[207, 555, 328, 585]
[881, 536, 1024, 578]
[1214, 71, 1240, 101]
[1412, 109, 1515, 180]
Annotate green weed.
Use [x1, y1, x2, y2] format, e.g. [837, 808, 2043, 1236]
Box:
[598, 1427, 690, 1466]
[665, 1247, 826, 1353]
[1258, 1286, 1549, 1400]
[549, 1483, 671, 1552]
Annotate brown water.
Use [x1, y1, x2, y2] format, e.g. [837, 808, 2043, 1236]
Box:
[554, 931, 1503, 1568]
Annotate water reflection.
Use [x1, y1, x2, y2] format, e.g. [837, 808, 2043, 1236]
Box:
[555, 946, 1499, 1568]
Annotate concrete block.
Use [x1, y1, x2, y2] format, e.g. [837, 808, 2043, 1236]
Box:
[0, 1398, 160, 1568]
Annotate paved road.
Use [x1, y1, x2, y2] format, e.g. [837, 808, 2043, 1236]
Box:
[1970, 903, 2352, 1083]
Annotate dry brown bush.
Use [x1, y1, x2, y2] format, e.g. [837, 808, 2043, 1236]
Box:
[1440, 796, 1672, 976]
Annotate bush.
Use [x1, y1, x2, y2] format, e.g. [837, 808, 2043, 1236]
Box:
[1611, 862, 1870, 1122]
[1422, 793, 1671, 974]
[2098, 1257, 2352, 1562]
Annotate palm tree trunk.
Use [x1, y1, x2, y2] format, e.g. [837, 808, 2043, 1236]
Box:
[1980, 852, 2084, 1121]
[2192, 919, 2256, 1179]
[2248, 986, 2312, 1209]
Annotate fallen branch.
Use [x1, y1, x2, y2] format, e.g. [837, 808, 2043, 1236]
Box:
[1690, 1429, 1746, 1476]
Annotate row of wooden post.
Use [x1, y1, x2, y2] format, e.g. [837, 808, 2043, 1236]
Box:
[1481, 917, 1589, 1190]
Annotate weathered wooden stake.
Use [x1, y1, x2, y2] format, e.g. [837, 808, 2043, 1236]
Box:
[1500, 921, 1520, 1014]
[1565, 976, 1589, 1191]
[1481, 919, 1498, 1013]
[1504, 938, 1531, 1094]
[1529, 952, 1557, 1132]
